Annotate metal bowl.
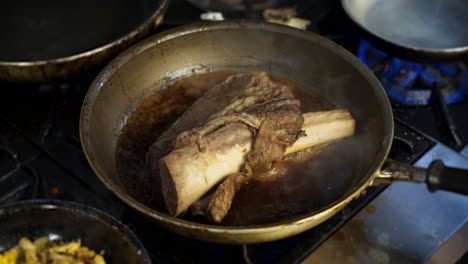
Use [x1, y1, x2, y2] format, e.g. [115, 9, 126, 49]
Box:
[0, 200, 151, 264]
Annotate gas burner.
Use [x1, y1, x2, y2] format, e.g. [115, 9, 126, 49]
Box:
[0, 144, 40, 204]
[357, 39, 468, 105]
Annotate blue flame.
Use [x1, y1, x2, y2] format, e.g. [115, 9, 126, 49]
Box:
[357, 39, 467, 104]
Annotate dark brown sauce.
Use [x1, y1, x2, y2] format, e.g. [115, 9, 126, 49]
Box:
[116, 72, 360, 226]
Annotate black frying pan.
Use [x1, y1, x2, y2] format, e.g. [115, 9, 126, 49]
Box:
[0, 200, 151, 264]
[0, 0, 170, 83]
[342, 0, 468, 62]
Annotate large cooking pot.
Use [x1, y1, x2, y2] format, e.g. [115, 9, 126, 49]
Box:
[80, 21, 468, 244]
[0, 0, 170, 83]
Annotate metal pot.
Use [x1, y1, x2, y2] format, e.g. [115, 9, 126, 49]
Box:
[0, 0, 170, 83]
[80, 21, 468, 244]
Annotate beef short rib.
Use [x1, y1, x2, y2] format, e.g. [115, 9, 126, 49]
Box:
[147, 72, 304, 222]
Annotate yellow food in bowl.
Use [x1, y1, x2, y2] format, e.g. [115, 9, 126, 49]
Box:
[0, 237, 106, 264]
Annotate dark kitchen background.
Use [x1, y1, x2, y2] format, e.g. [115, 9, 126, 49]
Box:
[1, 0, 467, 263]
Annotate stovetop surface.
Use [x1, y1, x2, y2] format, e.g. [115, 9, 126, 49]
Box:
[1, 0, 467, 263]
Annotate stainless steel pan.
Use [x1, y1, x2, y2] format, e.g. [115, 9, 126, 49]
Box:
[0, 0, 170, 83]
[80, 21, 468, 244]
[342, 0, 468, 62]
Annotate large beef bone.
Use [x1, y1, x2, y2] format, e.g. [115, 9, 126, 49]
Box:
[160, 109, 355, 216]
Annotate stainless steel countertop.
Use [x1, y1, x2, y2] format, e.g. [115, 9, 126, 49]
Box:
[302, 143, 468, 264]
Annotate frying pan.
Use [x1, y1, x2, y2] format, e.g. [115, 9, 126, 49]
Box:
[79, 21, 468, 244]
[0, 0, 170, 83]
[0, 200, 151, 264]
[341, 0, 468, 62]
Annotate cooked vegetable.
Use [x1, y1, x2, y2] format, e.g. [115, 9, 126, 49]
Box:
[0, 237, 106, 264]
[0, 248, 18, 264]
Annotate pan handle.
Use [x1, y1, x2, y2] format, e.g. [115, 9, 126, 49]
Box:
[372, 159, 468, 195]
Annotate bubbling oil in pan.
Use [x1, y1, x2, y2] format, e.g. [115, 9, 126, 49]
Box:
[116, 72, 361, 226]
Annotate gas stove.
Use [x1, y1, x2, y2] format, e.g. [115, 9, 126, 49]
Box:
[1, 0, 467, 263]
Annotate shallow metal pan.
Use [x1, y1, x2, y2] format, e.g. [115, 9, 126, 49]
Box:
[342, 0, 468, 62]
[80, 21, 468, 244]
[0, 0, 170, 83]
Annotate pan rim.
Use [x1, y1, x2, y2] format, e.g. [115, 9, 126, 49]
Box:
[0, 0, 170, 67]
[341, 0, 468, 54]
[80, 20, 394, 234]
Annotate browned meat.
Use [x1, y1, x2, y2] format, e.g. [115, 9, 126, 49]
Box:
[147, 72, 282, 183]
[206, 103, 304, 222]
[150, 72, 304, 222]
